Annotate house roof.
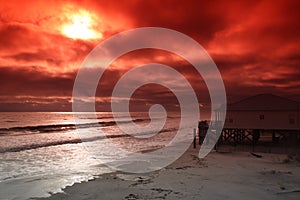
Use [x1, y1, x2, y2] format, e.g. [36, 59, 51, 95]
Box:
[225, 94, 300, 111]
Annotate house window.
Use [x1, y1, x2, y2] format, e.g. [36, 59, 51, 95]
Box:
[289, 118, 295, 124]
[289, 114, 295, 124]
[259, 114, 264, 120]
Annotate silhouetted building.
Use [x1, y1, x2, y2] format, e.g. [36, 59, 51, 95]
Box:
[211, 94, 300, 149]
[223, 94, 300, 130]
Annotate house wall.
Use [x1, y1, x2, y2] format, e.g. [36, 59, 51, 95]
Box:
[223, 110, 300, 130]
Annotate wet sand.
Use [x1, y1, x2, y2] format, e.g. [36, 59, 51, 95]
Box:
[36, 145, 300, 200]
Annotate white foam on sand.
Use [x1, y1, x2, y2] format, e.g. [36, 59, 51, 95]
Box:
[0, 143, 112, 200]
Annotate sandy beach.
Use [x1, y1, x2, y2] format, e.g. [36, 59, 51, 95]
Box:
[36, 145, 300, 200]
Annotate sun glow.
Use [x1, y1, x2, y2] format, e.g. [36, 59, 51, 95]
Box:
[63, 11, 102, 40]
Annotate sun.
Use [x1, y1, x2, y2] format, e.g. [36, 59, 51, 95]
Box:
[63, 11, 102, 40]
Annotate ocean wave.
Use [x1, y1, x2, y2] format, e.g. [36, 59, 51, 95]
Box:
[0, 119, 147, 135]
[0, 135, 123, 153]
[0, 127, 177, 153]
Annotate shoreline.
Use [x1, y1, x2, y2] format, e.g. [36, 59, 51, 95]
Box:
[35, 145, 300, 200]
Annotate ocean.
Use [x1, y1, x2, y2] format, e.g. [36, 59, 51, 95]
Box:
[0, 112, 187, 200]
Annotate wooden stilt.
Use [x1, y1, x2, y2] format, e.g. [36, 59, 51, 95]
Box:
[193, 128, 196, 149]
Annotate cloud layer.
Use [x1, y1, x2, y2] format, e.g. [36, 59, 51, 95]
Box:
[0, 0, 299, 112]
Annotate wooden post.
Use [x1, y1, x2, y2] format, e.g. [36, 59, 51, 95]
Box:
[193, 128, 196, 149]
[284, 132, 287, 154]
[198, 121, 209, 145]
[198, 126, 201, 145]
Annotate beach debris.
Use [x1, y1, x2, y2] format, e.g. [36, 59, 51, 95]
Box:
[280, 186, 286, 190]
[130, 176, 153, 186]
[151, 188, 172, 193]
[175, 166, 192, 170]
[125, 193, 139, 199]
[276, 189, 300, 195]
[260, 170, 293, 175]
[283, 153, 300, 163]
[251, 152, 262, 158]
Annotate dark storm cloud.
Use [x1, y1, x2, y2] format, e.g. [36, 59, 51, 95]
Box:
[0, 0, 300, 111]
[0, 66, 74, 97]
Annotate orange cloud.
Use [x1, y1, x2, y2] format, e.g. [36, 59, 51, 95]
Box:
[0, 0, 299, 111]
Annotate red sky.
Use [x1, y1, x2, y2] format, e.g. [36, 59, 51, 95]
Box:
[0, 0, 299, 112]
